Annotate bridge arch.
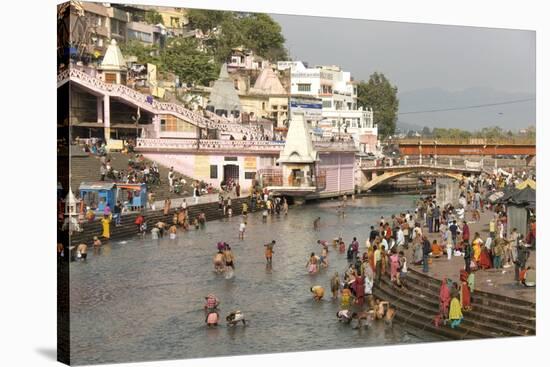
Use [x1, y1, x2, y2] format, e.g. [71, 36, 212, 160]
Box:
[360, 166, 473, 192]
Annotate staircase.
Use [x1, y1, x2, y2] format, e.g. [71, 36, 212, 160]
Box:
[70, 196, 251, 246]
[70, 151, 198, 202]
[373, 267, 535, 340]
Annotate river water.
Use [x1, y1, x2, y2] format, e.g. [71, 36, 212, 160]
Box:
[70, 194, 445, 365]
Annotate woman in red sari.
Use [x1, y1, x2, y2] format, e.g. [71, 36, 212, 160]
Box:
[354, 276, 365, 306]
[459, 270, 472, 311]
[439, 278, 451, 319]
[478, 244, 493, 270]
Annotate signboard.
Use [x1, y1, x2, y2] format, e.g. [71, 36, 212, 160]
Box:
[290, 97, 322, 120]
[194, 155, 210, 177]
[244, 157, 257, 170]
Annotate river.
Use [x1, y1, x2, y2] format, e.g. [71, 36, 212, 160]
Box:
[69, 194, 445, 365]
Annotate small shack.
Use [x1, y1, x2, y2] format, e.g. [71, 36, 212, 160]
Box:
[499, 179, 536, 238]
[79, 182, 117, 213]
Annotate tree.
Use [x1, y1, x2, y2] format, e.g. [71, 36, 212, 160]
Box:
[239, 14, 287, 60]
[357, 72, 399, 139]
[162, 38, 219, 86]
[421, 126, 432, 137]
[120, 40, 161, 67]
[187, 9, 229, 33]
[144, 10, 164, 25]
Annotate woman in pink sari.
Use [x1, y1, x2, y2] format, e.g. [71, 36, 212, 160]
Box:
[439, 278, 451, 319]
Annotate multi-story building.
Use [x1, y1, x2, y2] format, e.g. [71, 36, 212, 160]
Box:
[227, 47, 268, 72]
[279, 61, 378, 153]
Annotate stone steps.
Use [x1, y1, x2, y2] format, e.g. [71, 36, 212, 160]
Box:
[406, 267, 536, 317]
[399, 271, 536, 331]
[71, 196, 251, 246]
[372, 267, 535, 340]
[375, 279, 517, 338]
[70, 151, 200, 202]
[373, 286, 484, 340]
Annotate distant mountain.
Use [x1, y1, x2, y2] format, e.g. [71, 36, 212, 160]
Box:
[396, 87, 535, 131]
[396, 121, 423, 133]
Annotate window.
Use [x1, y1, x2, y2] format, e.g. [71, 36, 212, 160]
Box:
[321, 85, 332, 94]
[105, 73, 116, 84]
[244, 172, 256, 180]
[272, 105, 278, 110]
[297, 84, 311, 92]
[262, 102, 266, 110]
[170, 17, 180, 28]
[234, 79, 239, 90]
[224, 157, 238, 161]
[210, 165, 218, 179]
[160, 119, 166, 131]
[322, 100, 332, 108]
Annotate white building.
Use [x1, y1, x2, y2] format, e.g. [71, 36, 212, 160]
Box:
[282, 61, 378, 153]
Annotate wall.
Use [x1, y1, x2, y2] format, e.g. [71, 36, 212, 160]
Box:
[436, 178, 459, 207]
[318, 152, 355, 195]
[143, 152, 277, 191]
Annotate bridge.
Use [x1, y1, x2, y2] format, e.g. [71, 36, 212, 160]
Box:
[359, 163, 482, 192]
[396, 139, 536, 165]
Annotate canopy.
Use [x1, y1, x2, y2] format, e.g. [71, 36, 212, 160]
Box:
[516, 178, 536, 190]
[499, 186, 536, 209]
[79, 182, 116, 190]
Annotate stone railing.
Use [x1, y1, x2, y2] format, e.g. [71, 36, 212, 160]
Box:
[314, 140, 357, 152]
[59, 68, 271, 138]
[135, 138, 284, 153]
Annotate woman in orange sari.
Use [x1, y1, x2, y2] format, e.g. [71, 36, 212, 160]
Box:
[368, 246, 375, 272]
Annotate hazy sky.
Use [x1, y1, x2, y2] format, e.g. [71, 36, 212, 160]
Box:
[270, 14, 535, 129]
[271, 14, 536, 94]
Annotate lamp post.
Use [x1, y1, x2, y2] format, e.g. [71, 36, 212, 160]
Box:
[434, 140, 437, 166]
[494, 144, 498, 170]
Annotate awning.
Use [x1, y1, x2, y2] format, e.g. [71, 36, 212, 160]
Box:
[79, 182, 116, 190]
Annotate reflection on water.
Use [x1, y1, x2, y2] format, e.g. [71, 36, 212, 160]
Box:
[70, 195, 444, 365]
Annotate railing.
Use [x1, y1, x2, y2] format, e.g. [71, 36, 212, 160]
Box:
[313, 140, 357, 152]
[394, 137, 536, 145]
[258, 167, 327, 191]
[359, 159, 482, 172]
[135, 138, 284, 152]
[59, 68, 273, 138]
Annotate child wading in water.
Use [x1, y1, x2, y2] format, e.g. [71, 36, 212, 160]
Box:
[306, 252, 319, 274]
[264, 240, 276, 265]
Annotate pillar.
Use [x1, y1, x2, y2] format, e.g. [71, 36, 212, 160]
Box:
[97, 97, 103, 124]
[103, 95, 110, 142]
[449, 159, 453, 167]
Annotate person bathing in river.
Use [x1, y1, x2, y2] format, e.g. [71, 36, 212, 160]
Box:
[168, 224, 177, 240]
[306, 252, 319, 274]
[213, 251, 225, 273]
[351, 310, 375, 329]
[264, 240, 275, 265]
[310, 285, 325, 301]
[336, 309, 353, 324]
[330, 272, 340, 299]
[313, 217, 321, 230]
[320, 245, 329, 268]
[340, 284, 353, 309]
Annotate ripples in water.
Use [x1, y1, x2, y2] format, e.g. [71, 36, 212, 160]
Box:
[69, 195, 445, 365]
